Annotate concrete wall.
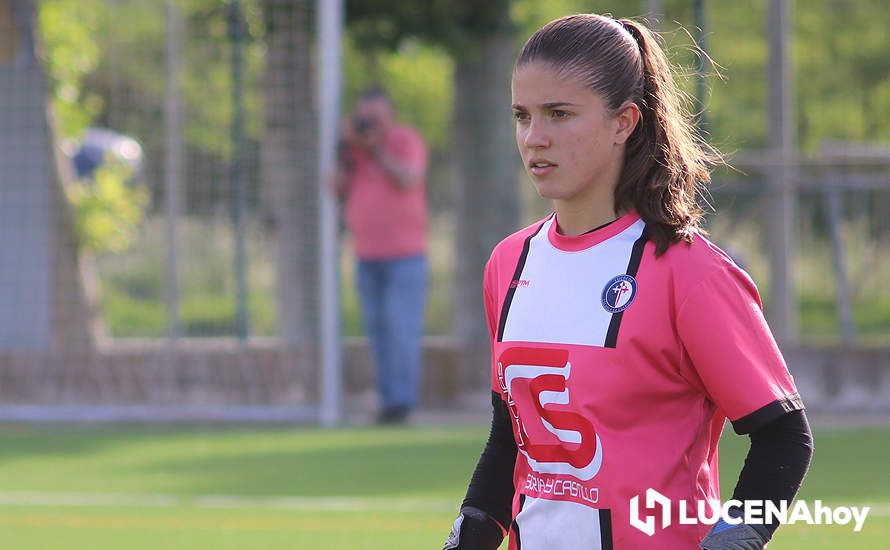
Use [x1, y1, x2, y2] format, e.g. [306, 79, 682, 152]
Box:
[0, 339, 888, 415]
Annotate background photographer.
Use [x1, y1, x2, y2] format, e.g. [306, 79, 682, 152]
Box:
[334, 87, 429, 424]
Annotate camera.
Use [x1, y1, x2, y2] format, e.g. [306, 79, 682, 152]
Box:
[354, 117, 375, 135]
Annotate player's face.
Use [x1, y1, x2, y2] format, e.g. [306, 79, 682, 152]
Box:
[511, 62, 633, 210]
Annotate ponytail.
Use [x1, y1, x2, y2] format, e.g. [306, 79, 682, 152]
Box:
[616, 18, 717, 255]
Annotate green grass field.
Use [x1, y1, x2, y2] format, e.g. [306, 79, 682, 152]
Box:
[0, 422, 886, 549]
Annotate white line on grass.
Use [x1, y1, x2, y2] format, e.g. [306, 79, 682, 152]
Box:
[0, 491, 456, 512]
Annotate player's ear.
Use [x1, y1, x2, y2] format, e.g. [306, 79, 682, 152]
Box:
[613, 101, 640, 145]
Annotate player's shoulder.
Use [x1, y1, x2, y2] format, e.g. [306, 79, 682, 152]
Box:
[657, 231, 746, 278]
[489, 215, 551, 262]
[484, 216, 551, 279]
[656, 231, 756, 290]
[660, 231, 734, 266]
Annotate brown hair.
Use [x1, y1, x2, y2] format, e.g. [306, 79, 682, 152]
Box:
[515, 14, 718, 255]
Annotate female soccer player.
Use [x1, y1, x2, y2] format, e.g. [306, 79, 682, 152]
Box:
[444, 14, 813, 550]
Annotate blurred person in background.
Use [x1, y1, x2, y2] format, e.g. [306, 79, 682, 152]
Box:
[444, 14, 812, 550]
[334, 87, 428, 424]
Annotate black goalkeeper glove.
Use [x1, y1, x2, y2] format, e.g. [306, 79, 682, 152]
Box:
[443, 506, 505, 550]
[699, 518, 771, 550]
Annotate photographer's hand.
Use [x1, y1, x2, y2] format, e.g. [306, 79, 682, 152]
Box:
[371, 142, 422, 190]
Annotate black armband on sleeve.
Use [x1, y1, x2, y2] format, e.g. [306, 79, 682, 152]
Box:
[731, 393, 805, 435]
[729, 409, 814, 539]
[461, 390, 518, 531]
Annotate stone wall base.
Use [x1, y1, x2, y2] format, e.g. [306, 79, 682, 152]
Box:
[1, 339, 888, 415]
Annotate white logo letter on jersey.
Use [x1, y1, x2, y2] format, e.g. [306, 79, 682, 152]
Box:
[504, 361, 604, 481]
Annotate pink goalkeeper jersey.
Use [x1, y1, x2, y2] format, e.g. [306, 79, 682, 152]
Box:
[484, 211, 802, 549]
[344, 124, 428, 260]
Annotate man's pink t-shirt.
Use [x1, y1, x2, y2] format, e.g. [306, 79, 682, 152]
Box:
[344, 124, 428, 260]
[485, 211, 802, 549]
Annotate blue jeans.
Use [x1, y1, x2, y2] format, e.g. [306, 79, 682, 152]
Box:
[356, 254, 428, 412]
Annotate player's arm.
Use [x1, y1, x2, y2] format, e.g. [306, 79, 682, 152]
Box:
[674, 264, 814, 549]
[700, 409, 813, 549]
[444, 391, 517, 550]
[444, 257, 515, 549]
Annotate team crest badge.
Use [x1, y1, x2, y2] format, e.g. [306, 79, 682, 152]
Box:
[601, 274, 637, 313]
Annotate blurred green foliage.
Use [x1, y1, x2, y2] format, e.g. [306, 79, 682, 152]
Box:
[39, 0, 265, 153]
[345, 0, 890, 154]
[64, 162, 149, 253]
[35, 0, 890, 339]
[342, 36, 454, 151]
[38, 0, 104, 138]
[39, 0, 890, 187]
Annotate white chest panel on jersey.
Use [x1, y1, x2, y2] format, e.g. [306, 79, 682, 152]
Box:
[501, 217, 646, 347]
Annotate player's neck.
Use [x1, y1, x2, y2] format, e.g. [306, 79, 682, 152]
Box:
[553, 201, 622, 236]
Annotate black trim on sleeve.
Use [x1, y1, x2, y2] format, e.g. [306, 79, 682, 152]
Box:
[731, 393, 805, 435]
[497, 220, 549, 342]
[599, 509, 613, 550]
[604, 227, 649, 348]
[461, 391, 518, 531]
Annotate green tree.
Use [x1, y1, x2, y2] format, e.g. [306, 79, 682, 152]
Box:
[38, 0, 105, 139]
